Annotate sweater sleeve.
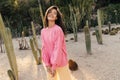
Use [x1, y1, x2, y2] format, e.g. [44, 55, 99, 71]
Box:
[41, 30, 51, 67]
[50, 28, 64, 70]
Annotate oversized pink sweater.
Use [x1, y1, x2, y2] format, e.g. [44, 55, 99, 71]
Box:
[41, 24, 68, 70]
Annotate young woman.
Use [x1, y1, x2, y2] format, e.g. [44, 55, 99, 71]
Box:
[41, 6, 73, 80]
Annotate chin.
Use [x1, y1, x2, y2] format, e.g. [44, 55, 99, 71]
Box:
[48, 19, 55, 22]
[48, 18, 55, 21]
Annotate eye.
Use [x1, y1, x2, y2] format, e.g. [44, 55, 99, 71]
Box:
[47, 9, 57, 16]
[48, 10, 52, 14]
[52, 10, 57, 15]
[53, 12, 57, 15]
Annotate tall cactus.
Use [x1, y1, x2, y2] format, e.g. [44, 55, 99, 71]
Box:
[31, 21, 42, 64]
[38, 0, 44, 26]
[108, 21, 111, 33]
[73, 12, 78, 42]
[0, 34, 4, 53]
[31, 22, 38, 48]
[37, 0, 43, 64]
[69, 5, 78, 42]
[30, 38, 41, 65]
[84, 20, 92, 55]
[0, 14, 18, 80]
[7, 70, 15, 80]
[19, 31, 29, 50]
[97, 9, 103, 44]
[95, 26, 101, 44]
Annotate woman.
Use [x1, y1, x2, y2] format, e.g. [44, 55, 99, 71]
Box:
[41, 6, 73, 80]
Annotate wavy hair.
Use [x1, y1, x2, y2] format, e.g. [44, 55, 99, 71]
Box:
[44, 6, 66, 35]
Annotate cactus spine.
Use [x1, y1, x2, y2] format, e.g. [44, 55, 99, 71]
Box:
[84, 21, 92, 55]
[97, 9, 103, 44]
[31, 21, 42, 64]
[0, 14, 18, 80]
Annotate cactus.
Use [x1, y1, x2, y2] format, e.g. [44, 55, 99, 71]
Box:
[31, 22, 38, 48]
[95, 26, 101, 43]
[7, 70, 15, 80]
[73, 13, 78, 42]
[38, 0, 44, 26]
[30, 38, 41, 65]
[69, 5, 78, 42]
[19, 31, 29, 50]
[96, 9, 103, 44]
[0, 34, 5, 53]
[0, 14, 18, 80]
[84, 20, 92, 55]
[31, 21, 42, 64]
[37, 0, 43, 64]
[108, 21, 111, 33]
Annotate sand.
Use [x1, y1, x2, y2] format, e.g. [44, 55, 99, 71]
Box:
[0, 25, 120, 80]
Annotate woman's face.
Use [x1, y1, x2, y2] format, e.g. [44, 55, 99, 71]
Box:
[47, 9, 57, 22]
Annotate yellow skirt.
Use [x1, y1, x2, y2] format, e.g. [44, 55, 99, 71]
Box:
[44, 64, 74, 80]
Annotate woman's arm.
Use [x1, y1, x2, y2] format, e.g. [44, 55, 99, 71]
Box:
[50, 27, 64, 70]
[41, 30, 51, 67]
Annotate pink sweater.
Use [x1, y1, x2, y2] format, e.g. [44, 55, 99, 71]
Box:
[41, 24, 68, 70]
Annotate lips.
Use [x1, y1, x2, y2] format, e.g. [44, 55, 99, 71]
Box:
[48, 14, 54, 18]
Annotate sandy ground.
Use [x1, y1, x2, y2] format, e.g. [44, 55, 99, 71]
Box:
[0, 25, 120, 80]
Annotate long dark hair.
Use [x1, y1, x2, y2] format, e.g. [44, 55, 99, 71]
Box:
[44, 6, 66, 35]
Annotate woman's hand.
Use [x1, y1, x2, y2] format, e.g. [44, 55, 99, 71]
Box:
[51, 69, 56, 77]
[46, 66, 52, 74]
[46, 66, 56, 77]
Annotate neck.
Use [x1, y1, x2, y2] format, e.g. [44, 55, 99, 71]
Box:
[48, 21, 55, 28]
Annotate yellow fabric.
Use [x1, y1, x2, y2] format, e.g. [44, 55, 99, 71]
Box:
[45, 65, 73, 80]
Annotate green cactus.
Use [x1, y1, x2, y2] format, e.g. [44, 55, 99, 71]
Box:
[38, 0, 44, 26]
[30, 38, 41, 65]
[73, 13, 78, 42]
[95, 26, 101, 43]
[38, 48, 42, 63]
[69, 5, 78, 42]
[7, 70, 15, 80]
[31, 22, 38, 48]
[96, 9, 103, 44]
[31, 21, 42, 64]
[0, 14, 18, 80]
[84, 21, 92, 55]
[108, 21, 111, 33]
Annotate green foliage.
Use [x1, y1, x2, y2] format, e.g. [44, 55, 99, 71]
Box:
[1, 0, 119, 37]
[103, 3, 120, 24]
[69, 5, 78, 42]
[0, 0, 41, 37]
[29, 7, 41, 23]
[55, 0, 94, 33]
